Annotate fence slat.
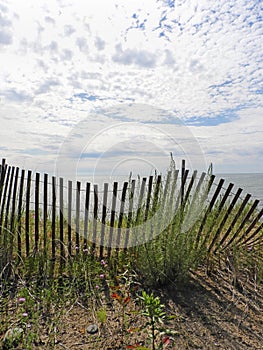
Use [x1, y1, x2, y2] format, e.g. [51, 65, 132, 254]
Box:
[100, 183, 108, 258]
[220, 193, 251, 250]
[107, 182, 118, 257]
[196, 178, 224, 247]
[67, 180, 72, 256]
[145, 176, 153, 221]
[43, 174, 48, 255]
[0, 159, 7, 206]
[59, 177, 65, 260]
[181, 168, 189, 207]
[224, 199, 259, 249]
[136, 177, 147, 224]
[4, 166, 15, 232]
[184, 170, 197, 205]
[181, 159, 186, 205]
[207, 182, 235, 254]
[25, 170, 32, 257]
[116, 181, 128, 252]
[17, 169, 25, 257]
[0, 166, 11, 235]
[92, 184, 98, 255]
[241, 219, 263, 246]
[10, 167, 19, 235]
[152, 175, 162, 214]
[124, 179, 136, 250]
[213, 188, 243, 254]
[84, 182, 90, 248]
[236, 207, 263, 246]
[34, 173, 40, 252]
[51, 176, 56, 260]
[75, 181, 81, 250]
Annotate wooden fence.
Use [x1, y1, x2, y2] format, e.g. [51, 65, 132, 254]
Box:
[0, 158, 262, 271]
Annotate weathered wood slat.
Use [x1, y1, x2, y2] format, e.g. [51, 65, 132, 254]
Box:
[237, 207, 263, 246]
[0, 159, 7, 206]
[84, 182, 90, 248]
[116, 181, 128, 252]
[0, 165, 11, 235]
[207, 182, 235, 253]
[181, 159, 186, 205]
[92, 184, 98, 255]
[25, 170, 32, 257]
[241, 220, 263, 247]
[107, 182, 118, 257]
[152, 175, 162, 214]
[124, 179, 136, 249]
[59, 177, 65, 260]
[10, 167, 19, 235]
[17, 169, 25, 257]
[184, 170, 197, 205]
[136, 177, 147, 224]
[34, 173, 40, 252]
[100, 183, 108, 258]
[224, 199, 259, 249]
[4, 166, 15, 232]
[75, 181, 81, 251]
[145, 176, 153, 221]
[213, 188, 243, 254]
[43, 174, 48, 255]
[196, 178, 224, 248]
[51, 176, 56, 260]
[220, 193, 251, 250]
[67, 180, 72, 256]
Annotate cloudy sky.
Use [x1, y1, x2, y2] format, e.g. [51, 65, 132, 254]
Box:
[0, 0, 262, 179]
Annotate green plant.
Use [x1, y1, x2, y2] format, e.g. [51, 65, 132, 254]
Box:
[139, 291, 166, 350]
[97, 307, 107, 324]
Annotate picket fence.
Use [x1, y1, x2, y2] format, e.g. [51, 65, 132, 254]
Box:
[0, 158, 262, 272]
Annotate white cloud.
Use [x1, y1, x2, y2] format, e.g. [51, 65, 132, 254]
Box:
[0, 0, 262, 174]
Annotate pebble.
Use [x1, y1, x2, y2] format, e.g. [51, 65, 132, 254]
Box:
[87, 324, 98, 334]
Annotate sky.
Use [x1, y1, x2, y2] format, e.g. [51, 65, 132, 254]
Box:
[0, 0, 263, 181]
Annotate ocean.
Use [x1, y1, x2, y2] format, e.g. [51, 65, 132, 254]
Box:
[215, 173, 263, 207]
[76, 172, 263, 211]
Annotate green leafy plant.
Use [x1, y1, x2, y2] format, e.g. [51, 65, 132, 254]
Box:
[139, 291, 166, 350]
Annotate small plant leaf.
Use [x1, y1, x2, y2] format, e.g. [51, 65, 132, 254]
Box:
[111, 292, 122, 302]
[123, 296, 131, 306]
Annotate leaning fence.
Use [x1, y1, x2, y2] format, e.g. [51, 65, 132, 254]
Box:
[0, 158, 262, 274]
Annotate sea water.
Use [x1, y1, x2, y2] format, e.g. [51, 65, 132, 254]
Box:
[215, 173, 263, 205]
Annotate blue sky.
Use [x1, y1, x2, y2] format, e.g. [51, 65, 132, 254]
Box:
[0, 0, 262, 178]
